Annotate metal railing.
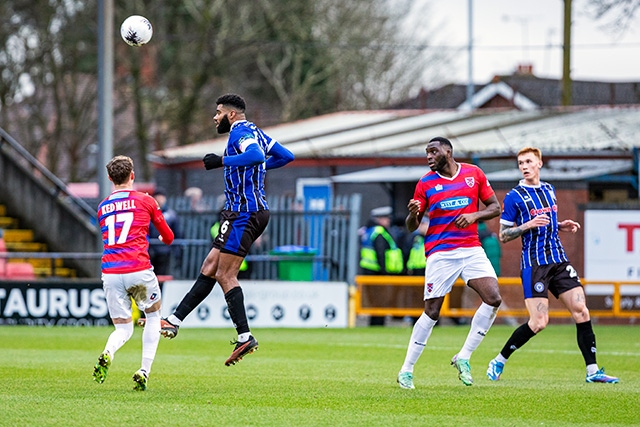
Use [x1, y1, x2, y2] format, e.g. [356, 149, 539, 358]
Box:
[156, 194, 362, 283]
[0, 127, 100, 276]
[0, 251, 101, 279]
[0, 127, 97, 221]
[0, 246, 336, 280]
[354, 276, 640, 319]
[0, 192, 361, 281]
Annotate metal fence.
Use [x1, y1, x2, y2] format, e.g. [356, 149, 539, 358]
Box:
[354, 276, 640, 319]
[155, 193, 362, 283]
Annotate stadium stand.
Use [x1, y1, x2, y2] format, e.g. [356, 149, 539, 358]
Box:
[0, 205, 75, 278]
[0, 237, 36, 280]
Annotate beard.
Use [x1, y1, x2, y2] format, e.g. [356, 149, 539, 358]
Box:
[429, 157, 446, 172]
[216, 114, 231, 134]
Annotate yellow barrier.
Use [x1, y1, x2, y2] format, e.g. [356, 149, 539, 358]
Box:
[353, 275, 640, 320]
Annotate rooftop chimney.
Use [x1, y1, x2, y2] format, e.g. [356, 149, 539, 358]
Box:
[515, 63, 534, 75]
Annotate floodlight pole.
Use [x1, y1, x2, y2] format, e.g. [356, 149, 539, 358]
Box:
[466, 0, 475, 110]
[561, 0, 572, 106]
[97, 0, 114, 200]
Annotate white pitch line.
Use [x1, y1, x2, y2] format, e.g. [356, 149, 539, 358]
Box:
[332, 342, 640, 357]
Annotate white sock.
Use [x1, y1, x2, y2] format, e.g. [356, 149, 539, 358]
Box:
[105, 322, 134, 358]
[167, 314, 182, 326]
[586, 364, 599, 376]
[495, 354, 508, 364]
[237, 332, 251, 343]
[400, 312, 437, 373]
[458, 302, 498, 360]
[142, 310, 161, 374]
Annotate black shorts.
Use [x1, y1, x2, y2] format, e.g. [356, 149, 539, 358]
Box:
[212, 210, 269, 257]
[521, 261, 582, 299]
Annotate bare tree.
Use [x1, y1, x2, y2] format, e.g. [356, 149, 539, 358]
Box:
[241, 0, 444, 120]
[332, 0, 445, 110]
[2, 0, 448, 184]
[584, 0, 640, 36]
[0, 0, 100, 182]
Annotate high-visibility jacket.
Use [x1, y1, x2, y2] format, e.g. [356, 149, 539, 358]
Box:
[406, 233, 426, 271]
[360, 225, 404, 273]
[211, 222, 248, 272]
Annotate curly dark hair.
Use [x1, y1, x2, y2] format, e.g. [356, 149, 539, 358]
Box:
[216, 93, 246, 112]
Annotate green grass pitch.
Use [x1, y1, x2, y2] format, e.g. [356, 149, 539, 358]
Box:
[0, 323, 637, 426]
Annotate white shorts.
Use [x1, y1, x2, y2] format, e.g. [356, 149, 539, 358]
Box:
[101, 269, 161, 319]
[423, 247, 497, 300]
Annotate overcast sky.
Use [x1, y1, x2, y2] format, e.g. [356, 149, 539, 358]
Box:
[425, 0, 640, 85]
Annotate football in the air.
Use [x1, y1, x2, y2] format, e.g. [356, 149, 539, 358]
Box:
[120, 15, 153, 47]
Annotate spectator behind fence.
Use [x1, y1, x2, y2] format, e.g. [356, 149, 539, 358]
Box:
[359, 206, 404, 326]
[184, 186, 208, 212]
[401, 217, 430, 325]
[149, 187, 181, 276]
[405, 217, 429, 277]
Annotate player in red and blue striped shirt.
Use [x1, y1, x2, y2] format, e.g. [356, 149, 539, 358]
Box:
[94, 155, 175, 391]
[397, 137, 502, 389]
[415, 159, 494, 257]
[99, 189, 174, 274]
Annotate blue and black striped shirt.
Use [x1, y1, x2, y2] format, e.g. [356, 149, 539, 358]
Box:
[500, 180, 568, 269]
[222, 120, 275, 212]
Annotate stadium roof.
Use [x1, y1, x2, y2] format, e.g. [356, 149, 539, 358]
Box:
[148, 105, 640, 166]
[330, 159, 634, 183]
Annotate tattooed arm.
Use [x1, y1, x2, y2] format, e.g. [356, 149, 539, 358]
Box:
[499, 223, 525, 243]
[499, 215, 551, 243]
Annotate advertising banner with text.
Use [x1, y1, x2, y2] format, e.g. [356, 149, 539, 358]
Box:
[0, 279, 349, 327]
[161, 280, 349, 328]
[584, 210, 640, 311]
[585, 210, 640, 280]
[0, 280, 109, 326]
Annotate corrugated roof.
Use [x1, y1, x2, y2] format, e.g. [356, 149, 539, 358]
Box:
[447, 106, 640, 156]
[149, 105, 640, 165]
[330, 159, 634, 183]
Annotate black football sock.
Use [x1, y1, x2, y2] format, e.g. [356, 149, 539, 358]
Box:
[576, 320, 597, 366]
[173, 273, 217, 321]
[224, 287, 250, 336]
[499, 322, 536, 359]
